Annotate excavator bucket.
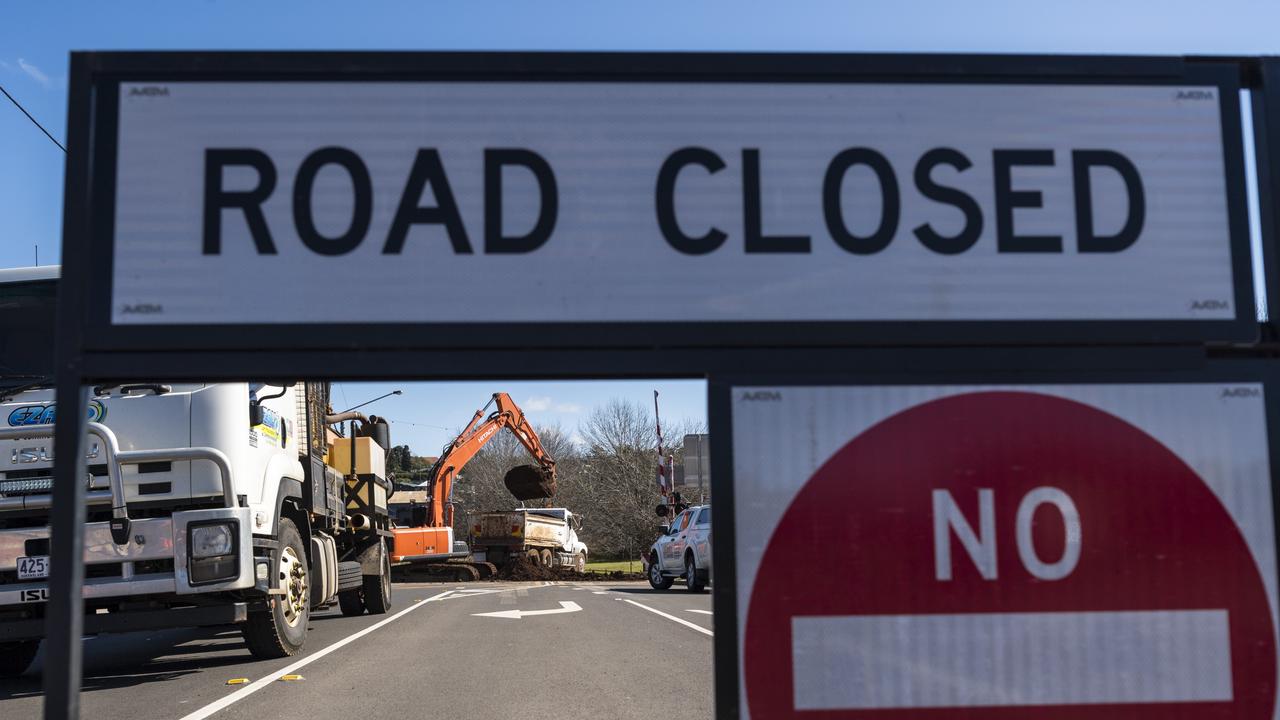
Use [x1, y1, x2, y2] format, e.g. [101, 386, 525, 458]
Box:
[504, 464, 556, 500]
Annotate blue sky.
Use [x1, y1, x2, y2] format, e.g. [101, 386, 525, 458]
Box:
[6, 0, 1280, 270]
[4, 0, 1280, 445]
[334, 380, 705, 458]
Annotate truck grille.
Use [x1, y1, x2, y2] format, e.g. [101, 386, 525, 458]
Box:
[0, 464, 109, 497]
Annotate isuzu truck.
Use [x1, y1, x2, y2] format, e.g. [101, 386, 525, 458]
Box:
[0, 267, 395, 676]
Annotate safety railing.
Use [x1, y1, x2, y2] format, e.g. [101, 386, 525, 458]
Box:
[0, 422, 235, 517]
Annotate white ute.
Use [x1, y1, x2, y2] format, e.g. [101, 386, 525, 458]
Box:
[646, 505, 711, 592]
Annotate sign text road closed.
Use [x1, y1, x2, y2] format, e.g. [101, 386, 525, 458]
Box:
[730, 383, 1279, 719]
[109, 76, 1244, 330]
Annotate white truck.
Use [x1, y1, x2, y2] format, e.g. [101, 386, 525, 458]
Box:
[645, 504, 711, 592]
[0, 267, 396, 676]
[470, 508, 588, 571]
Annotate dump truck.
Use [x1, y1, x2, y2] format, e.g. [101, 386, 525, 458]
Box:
[471, 508, 588, 572]
[0, 267, 395, 676]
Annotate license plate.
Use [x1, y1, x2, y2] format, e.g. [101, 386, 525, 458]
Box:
[17, 555, 49, 580]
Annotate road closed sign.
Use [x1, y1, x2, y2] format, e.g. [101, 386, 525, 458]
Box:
[728, 381, 1279, 719]
[68, 53, 1255, 350]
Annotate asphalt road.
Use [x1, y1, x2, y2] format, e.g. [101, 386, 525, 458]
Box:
[0, 580, 713, 719]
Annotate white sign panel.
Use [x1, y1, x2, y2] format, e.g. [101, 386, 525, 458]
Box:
[111, 81, 1238, 326]
[731, 382, 1278, 719]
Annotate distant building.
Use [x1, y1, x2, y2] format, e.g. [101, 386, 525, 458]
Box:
[675, 433, 710, 503]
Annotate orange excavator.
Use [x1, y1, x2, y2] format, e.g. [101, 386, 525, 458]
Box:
[388, 393, 556, 579]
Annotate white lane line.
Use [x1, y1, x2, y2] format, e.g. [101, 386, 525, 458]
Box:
[622, 599, 713, 637]
[178, 590, 453, 720]
[685, 609, 713, 615]
[592, 591, 607, 595]
[446, 588, 511, 598]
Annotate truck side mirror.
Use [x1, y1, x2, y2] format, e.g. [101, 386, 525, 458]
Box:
[660, 525, 671, 536]
[249, 402, 264, 427]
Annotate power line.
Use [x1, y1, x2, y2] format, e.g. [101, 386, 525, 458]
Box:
[383, 418, 453, 431]
[0, 83, 65, 153]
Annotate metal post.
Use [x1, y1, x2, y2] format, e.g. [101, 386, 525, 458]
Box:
[45, 51, 92, 720]
[43, 377, 89, 718]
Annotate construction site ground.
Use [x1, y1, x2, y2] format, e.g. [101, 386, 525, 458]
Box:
[391, 556, 647, 583]
[0, 579, 714, 719]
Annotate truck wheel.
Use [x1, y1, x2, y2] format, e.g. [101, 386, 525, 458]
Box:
[575, 552, 586, 573]
[685, 555, 706, 593]
[241, 518, 310, 658]
[0, 640, 39, 677]
[526, 549, 540, 565]
[648, 553, 673, 590]
[363, 542, 392, 615]
[539, 548, 554, 568]
[338, 589, 365, 616]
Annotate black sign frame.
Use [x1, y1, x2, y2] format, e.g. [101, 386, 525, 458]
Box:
[40, 52, 1274, 719]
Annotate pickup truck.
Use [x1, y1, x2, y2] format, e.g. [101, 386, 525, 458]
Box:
[646, 505, 711, 592]
[471, 508, 588, 571]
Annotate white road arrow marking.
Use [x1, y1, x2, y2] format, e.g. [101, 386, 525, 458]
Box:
[472, 600, 583, 619]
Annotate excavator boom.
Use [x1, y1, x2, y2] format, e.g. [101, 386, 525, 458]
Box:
[390, 393, 556, 569]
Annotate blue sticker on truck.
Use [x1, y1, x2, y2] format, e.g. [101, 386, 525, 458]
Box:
[253, 407, 284, 446]
[7, 401, 106, 427]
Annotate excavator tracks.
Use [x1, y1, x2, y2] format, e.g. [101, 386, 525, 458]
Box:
[392, 560, 497, 583]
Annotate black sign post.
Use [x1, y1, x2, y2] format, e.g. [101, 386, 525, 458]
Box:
[44, 53, 93, 720]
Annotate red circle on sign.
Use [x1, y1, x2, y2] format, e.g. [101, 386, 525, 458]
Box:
[743, 391, 1276, 719]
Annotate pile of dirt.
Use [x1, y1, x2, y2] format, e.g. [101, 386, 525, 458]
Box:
[493, 558, 645, 582]
[496, 557, 559, 581]
[571, 568, 646, 581]
[503, 464, 557, 501]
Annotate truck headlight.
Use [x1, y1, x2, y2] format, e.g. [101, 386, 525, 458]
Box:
[191, 523, 234, 558]
[188, 521, 239, 584]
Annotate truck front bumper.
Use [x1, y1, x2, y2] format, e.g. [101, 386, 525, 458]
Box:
[0, 423, 252, 609]
[0, 602, 248, 642]
[0, 506, 254, 608]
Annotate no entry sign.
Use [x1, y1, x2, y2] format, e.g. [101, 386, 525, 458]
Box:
[728, 382, 1279, 718]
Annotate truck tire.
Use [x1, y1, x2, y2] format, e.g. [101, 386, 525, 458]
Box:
[685, 554, 706, 593]
[0, 640, 38, 677]
[539, 548, 553, 568]
[526, 549, 540, 564]
[363, 542, 392, 615]
[241, 518, 310, 658]
[648, 553, 673, 590]
[575, 552, 586, 573]
[338, 589, 365, 616]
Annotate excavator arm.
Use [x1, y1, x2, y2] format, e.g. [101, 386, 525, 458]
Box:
[390, 393, 557, 569]
[423, 392, 556, 528]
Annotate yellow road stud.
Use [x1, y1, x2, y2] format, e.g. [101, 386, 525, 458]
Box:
[225, 678, 249, 685]
[278, 674, 304, 682]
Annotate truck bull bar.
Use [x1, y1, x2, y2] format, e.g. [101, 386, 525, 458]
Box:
[0, 422, 236, 526]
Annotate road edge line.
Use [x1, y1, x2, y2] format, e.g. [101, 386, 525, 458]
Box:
[622, 598, 714, 637]
[178, 589, 453, 720]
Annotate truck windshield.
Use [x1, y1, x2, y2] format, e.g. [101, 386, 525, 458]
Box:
[0, 276, 56, 379]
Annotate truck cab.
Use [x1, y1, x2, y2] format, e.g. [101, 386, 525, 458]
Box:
[0, 268, 395, 677]
[646, 505, 711, 592]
